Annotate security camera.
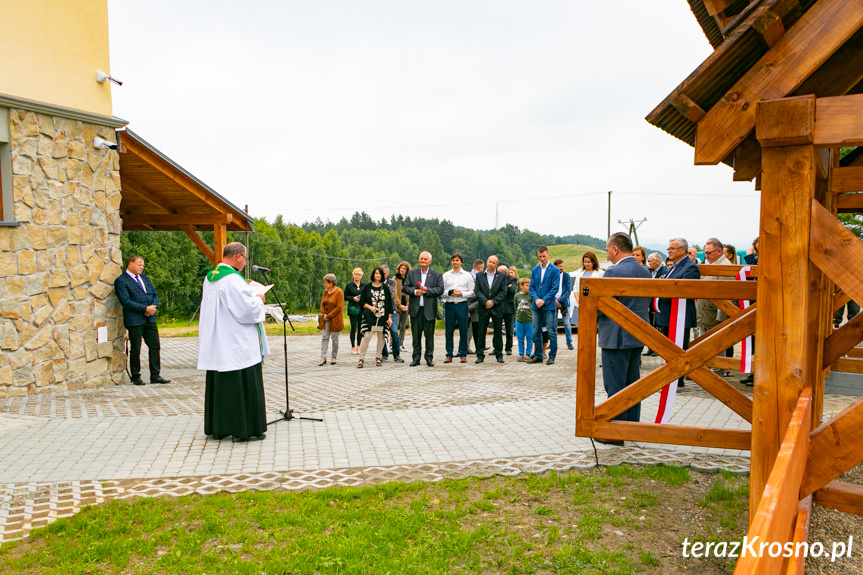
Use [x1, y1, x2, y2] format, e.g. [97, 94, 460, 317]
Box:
[93, 137, 119, 150]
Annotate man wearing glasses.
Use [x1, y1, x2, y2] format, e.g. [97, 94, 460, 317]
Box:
[656, 238, 701, 388]
[696, 238, 733, 357]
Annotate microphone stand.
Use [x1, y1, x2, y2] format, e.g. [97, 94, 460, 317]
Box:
[257, 269, 322, 425]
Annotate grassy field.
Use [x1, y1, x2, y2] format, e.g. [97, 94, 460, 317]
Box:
[547, 245, 609, 272]
[0, 465, 749, 574]
[158, 316, 446, 338]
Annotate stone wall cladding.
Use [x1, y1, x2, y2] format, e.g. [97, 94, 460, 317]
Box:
[0, 109, 125, 398]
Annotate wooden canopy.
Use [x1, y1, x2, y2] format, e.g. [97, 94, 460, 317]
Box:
[117, 129, 254, 264]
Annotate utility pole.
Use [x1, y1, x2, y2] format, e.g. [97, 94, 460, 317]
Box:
[495, 203, 500, 229]
[607, 191, 612, 239]
[244, 204, 250, 280]
[618, 218, 648, 247]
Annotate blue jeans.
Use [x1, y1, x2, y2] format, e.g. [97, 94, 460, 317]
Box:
[560, 305, 572, 345]
[515, 320, 533, 357]
[380, 313, 400, 358]
[444, 301, 469, 357]
[532, 308, 557, 359]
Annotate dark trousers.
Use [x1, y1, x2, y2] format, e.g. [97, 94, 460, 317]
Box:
[835, 301, 860, 327]
[127, 322, 161, 380]
[444, 302, 469, 358]
[349, 313, 363, 347]
[502, 312, 514, 353]
[477, 311, 504, 358]
[659, 322, 691, 386]
[381, 312, 400, 359]
[411, 310, 435, 363]
[601, 347, 643, 422]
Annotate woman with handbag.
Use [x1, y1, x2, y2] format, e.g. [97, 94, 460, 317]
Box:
[357, 267, 394, 367]
[344, 268, 365, 354]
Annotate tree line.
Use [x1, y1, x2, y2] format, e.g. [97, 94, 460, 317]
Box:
[121, 212, 605, 319]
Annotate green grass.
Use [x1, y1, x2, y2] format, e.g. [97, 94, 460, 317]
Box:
[158, 316, 446, 338]
[0, 464, 741, 575]
[547, 244, 609, 272]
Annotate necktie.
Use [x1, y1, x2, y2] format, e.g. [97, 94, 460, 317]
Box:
[135, 275, 145, 291]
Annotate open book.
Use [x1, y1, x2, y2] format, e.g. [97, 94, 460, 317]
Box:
[248, 280, 274, 297]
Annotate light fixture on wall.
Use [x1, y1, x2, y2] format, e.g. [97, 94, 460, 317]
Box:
[93, 137, 118, 150]
[96, 71, 123, 86]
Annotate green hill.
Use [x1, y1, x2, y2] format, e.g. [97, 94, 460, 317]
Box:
[547, 244, 608, 272]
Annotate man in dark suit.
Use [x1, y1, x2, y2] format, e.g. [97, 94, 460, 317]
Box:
[402, 251, 444, 366]
[657, 238, 701, 388]
[498, 265, 517, 355]
[528, 246, 560, 364]
[554, 259, 574, 350]
[114, 255, 170, 385]
[643, 252, 667, 357]
[475, 255, 508, 363]
[597, 233, 651, 443]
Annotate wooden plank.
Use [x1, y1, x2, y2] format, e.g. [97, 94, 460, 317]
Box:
[705, 356, 741, 371]
[810, 200, 863, 305]
[122, 214, 233, 227]
[213, 224, 227, 264]
[833, 168, 863, 192]
[750, 140, 818, 524]
[579, 277, 756, 300]
[733, 133, 763, 182]
[581, 420, 751, 450]
[801, 395, 863, 497]
[813, 94, 863, 148]
[844, 348, 863, 359]
[119, 175, 178, 214]
[576, 294, 598, 425]
[829, 358, 863, 374]
[180, 225, 215, 265]
[753, 10, 785, 48]
[757, 95, 815, 148]
[690, 301, 753, 346]
[734, 387, 811, 575]
[822, 312, 863, 368]
[597, 297, 753, 422]
[793, 27, 863, 99]
[784, 495, 812, 575]
[710, 298, 744, 319]
[832, 290, 852, 313]
[694, 0, 863, 165]
[696, 264, 759, 277]
[703, 0, 736, 17]
[812, 482, 863, 516]
[594, 301, 756, 422]
[671, 93, 706, 123]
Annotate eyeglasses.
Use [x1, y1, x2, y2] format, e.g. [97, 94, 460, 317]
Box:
[238, 254, 246, 260]
[704, 247, 720, 255]
[667, 246, 682, 252]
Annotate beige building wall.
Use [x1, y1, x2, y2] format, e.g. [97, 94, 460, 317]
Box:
[0, 0, 113, 116]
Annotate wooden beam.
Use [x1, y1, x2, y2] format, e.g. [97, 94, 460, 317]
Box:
[735, 387, 811, 575]
[576, 293, 598, 425]
[180, 225, 215, 265]
[750, 138, 818, 523]
[694, 0, 863, 165]
[733, 133, 763, 182]
[213, 224, 227, 265]
[829, 358, 863, 374]
[812, 481, 863, 516]
[822, 312, 863, 368]
[814, 94, 863, 147]
[581, 420, 751, 451]
[119, 174, 178, 214]
[810, 199, 863, 306]
[753, 9, 785, 48]
[785, 495, 813, 575]
[801, 395, 863, 497]
[832, 168, 863, 193]
[579, 277, 756, 300]
[122, 214, 233, 227]
[690, 301, 751, 347]
[793, 27, 863, 98]
[832, 290, 852, 313]
[594, 300, 755, 423]
[671, 93, 706, 123]
[756, 95, 815, 148]
[709, 297, 744, 320]
[703, 0, 736, 17]
[696, 264, 760, 277]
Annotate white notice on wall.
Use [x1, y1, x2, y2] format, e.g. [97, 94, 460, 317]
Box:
[97, 326, 107, 343]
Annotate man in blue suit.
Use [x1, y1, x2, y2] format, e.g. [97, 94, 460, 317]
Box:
[554, 258, 574, 350]
[114, 255, 170, 385]
[656, 238, 701, 388]
[528, 246, 560, 364]
[597, 233, 651, 442]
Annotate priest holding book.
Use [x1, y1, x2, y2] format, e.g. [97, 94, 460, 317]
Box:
[197, 242, 270, 442]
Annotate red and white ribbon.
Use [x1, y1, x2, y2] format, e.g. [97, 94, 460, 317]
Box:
[655, 298, 686, 424]
[736, 266, 752, 373]
[652, 297, 661, 313]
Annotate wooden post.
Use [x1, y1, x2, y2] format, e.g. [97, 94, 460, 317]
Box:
[213, 223, 227, 265]
[751, 96, 819, 523]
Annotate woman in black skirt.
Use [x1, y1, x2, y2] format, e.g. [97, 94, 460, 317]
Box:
[344, 268, 365, 354]
[357, 267, 394, 367]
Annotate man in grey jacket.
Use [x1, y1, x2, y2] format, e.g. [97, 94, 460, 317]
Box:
[596, 233, 651, 441]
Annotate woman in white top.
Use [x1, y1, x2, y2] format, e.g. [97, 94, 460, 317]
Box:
[571, 251, 605, 328]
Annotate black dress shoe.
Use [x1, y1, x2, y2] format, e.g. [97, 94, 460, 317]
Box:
[410, 360, 421, 367]
[741, 375, 754, 386]
[151, 376, 171, 384]
[642, 350, 653, 356]
[567, 343, 574, 350]
[393, 357, 405, 364]
[233, 433, 266, 443]
[426, 361, 434, 367]
[527, 356, 544, 364]
[546, 358, 555, 365]
[131, 377, 144, 385]
[497, 356, 505, 363]
[505, 350, 512, 355]
[594, 438, 624, 446]
[211, 434, 227, 440]
[475, 357, 484, 364]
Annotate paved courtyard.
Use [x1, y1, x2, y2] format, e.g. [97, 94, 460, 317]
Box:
[1, 333, 858, 542]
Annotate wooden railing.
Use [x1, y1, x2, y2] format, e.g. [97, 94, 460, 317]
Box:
[576, 274, 757, 449]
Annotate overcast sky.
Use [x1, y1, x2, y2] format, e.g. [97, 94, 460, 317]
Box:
[107, 1, 761, 250]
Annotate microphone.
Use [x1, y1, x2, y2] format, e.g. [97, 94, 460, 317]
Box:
[251, 265, 271, 273]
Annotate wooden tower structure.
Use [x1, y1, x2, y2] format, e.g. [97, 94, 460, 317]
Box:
[576, 1, 863, 572]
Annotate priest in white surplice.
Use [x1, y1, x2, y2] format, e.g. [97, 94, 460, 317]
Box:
[198, 242, 270, 442]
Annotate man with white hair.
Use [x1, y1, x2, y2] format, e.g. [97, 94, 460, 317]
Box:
[402, 251, 444, 366]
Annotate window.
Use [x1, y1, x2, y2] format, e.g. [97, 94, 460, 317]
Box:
[0, 108, 11, 222]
